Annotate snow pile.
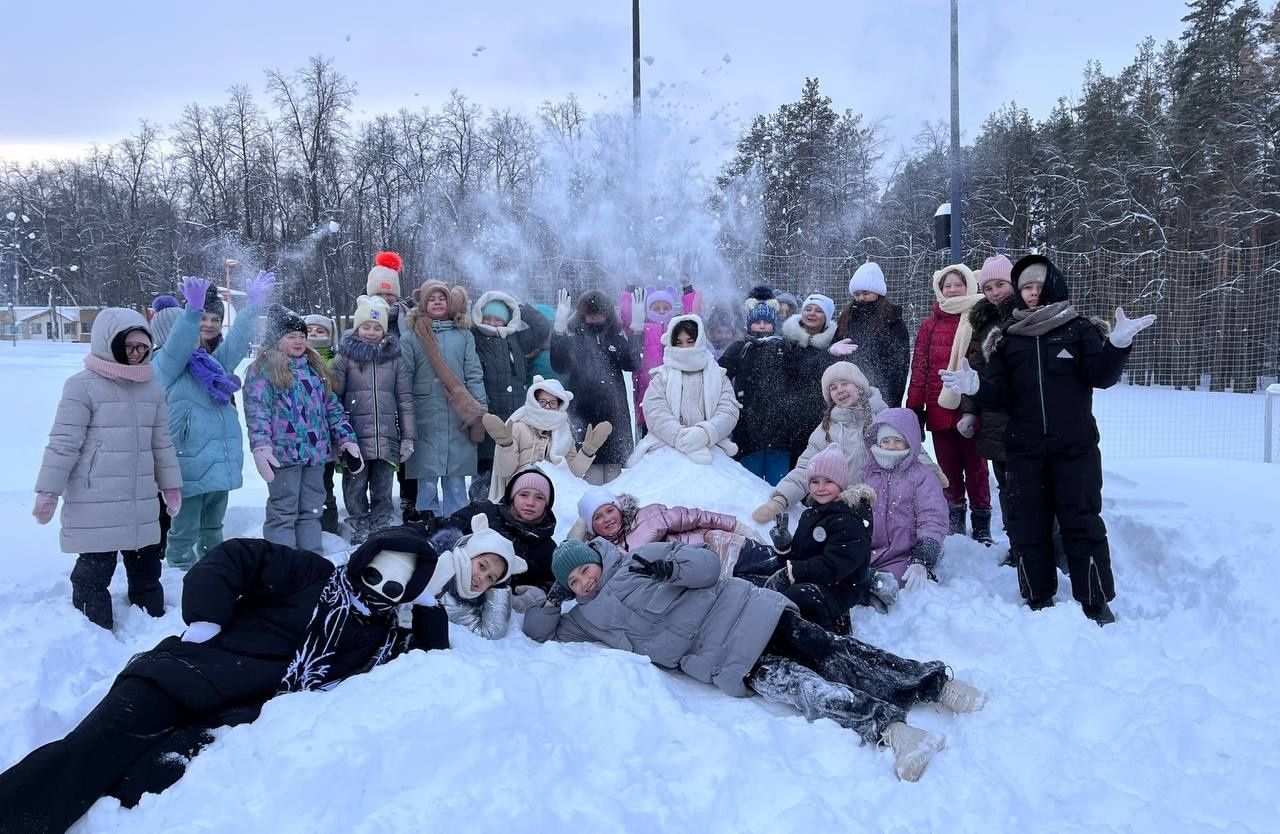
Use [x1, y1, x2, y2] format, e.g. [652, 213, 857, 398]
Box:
[2, 341, 1279, 833]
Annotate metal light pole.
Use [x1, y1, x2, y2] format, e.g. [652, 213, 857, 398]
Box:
[949, 0, 964, 264]
[632, 0, 641, 120]
[7, 211, 19, 347]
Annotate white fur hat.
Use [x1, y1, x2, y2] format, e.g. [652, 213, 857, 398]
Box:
[577, 486, 619, 535]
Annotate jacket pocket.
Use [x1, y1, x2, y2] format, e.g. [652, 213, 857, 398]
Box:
[642, 582, 684, 615]
[84, 441, 104, 488]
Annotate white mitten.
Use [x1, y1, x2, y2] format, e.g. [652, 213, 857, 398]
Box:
[1110, 307, 1156, 348]
[939, 359, 980, 396]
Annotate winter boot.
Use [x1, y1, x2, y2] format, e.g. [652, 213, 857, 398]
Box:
[970, 509, 993, 546]
[320, 501, 340, 536]
[938, 679, 987, 713]
[866, 571, 899, 613]
[124, 548, 165, 618]
[948, 503, 967, 536]
[1082, 600, 1116, 627]
[1027, 596, 1055, 612]
[70, 553, 116, 630]
[882, 722, 946, 782]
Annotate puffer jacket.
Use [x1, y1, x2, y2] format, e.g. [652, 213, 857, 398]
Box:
[400, 315, 487, 478]
[780, 314, 839, 458]
[906, 303, 964, 432]
[785, 491, 873, 609]
[772, 396, 886, 509]
[963, 296, 1016, 461]
[36, 308, 183, 554]
[835, 297, 911, 407]
[570, 493, 740, 554]
[523, 539, 796, 696]
[242, 354, 356, 467]
[860, 409, 949, 582]
[331, 331, 415, 463]
[719, 335, 793, 457]
[470, 291, 550, 421]
[154, 304, 260, 496]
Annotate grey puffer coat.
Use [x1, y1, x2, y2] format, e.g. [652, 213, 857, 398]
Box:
[35, 308, 183, 554]
[523, 539, 796, 697]
[331, 331, 415, 464]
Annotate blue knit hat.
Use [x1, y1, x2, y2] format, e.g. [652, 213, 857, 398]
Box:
[481, 299, 512, 324]
[552, 539, 602, 588]
[745, 301, 778, 331]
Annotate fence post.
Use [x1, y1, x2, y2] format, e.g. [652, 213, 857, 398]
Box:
[1267, 385, 1280, 463]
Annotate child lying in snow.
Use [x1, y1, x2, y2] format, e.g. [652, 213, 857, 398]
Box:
[0, 522, 524, 832]
[525, 538, 986, 782]
[570, 486, 762, 556]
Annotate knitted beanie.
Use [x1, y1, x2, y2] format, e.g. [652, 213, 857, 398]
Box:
[510, 469, 551, 501]
[1012, 255, 1051, 290]
[481, 299, 513, 324]
[577, 486, 619, 534]
[352, 295, 390, 334]
[552, 539, 603, 588]
[849, 262, 887, 297]
[801, 293, 835, 325]
[366, 251, 403, 297]
[413, 280, 469, 322]
[820, 361, 872, 405]
[304, 314, 336, 348]
[149, 306, 182, 348]
[202, 284, 226, 319]
[978, 254, 1014, 290]
[776, 291, 798, 311]
[264, 304, 307, 346]
[807, 443, 850, 489]
[151, 295, 180, 312]
[745, 301, 778, 331]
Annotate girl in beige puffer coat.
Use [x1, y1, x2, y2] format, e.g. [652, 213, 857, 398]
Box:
[34, 308, 183, 629]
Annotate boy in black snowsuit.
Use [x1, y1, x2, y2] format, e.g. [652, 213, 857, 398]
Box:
[941, 254, 1155, 625]
[0, 526, 458, 834]
[731, 444, 872, 635]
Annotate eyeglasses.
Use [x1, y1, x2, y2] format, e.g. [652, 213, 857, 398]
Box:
[536, 399, 560, 410]
[124, 344, 152, 357]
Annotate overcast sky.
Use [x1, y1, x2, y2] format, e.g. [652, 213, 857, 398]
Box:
[1, 0, 1187, 167]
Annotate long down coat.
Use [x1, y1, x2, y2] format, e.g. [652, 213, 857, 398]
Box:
[523, 539, 796, 696]
[35, 308, 182, 554]
[331, 331, 415, 464]
[401, 314, 487, 478]
[834, 297, 910, 408]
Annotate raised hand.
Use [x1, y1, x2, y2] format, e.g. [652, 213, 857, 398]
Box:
[554, 288, 572, 334]
[939, 358, 980, 396]
[581, 421, 613, 457]
[828, 338, 857, 357]
[630, 287, 647, 334]
[180, 276, 211, 310]
[628, 554, 675, 581]
[1110, 307, 1156, 348]
[769, 513, 793, 553]
[245, 270, 276, 307]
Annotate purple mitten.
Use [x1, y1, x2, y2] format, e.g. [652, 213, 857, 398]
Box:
[180, 276, 211, 310]
[245, 271, 275, 307]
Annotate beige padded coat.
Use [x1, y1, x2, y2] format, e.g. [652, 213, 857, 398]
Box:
[35, 308, 183, 553]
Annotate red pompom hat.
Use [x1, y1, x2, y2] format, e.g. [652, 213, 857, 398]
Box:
[366, 251, 403, 297]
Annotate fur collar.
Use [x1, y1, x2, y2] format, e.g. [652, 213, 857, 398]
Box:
[337, 330, 400, 363]
[983, 314, 1113, 360]
[781, 313, 836, 349]
[968, 296, 1017, 334]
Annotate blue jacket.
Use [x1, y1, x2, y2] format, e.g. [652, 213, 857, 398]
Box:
[153, 305, 257, 496]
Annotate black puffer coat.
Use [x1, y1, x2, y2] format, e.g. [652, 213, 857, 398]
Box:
[447, 465, 559, 589]
[471, 294, 551, 421]
[976, 260, 1130, 453]
[719, 335, 794, 457]
[834, 297, 910, 407]
[550, 291, 641, 465]
[963, 295, 1016, 461]
[120, 532, 447, 714]
[785, 495, 872, 610]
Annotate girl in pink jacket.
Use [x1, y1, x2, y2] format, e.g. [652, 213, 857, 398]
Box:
[572, 486, 755, 556]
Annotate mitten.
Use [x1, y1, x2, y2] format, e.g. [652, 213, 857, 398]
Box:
[675, 426, 710, 453]
[956, 414, 978, 439]
[341, 442, 364, 474]
[162, 488, 183, 517]
[510, 586, 548, 613]
[752, 494, 788, 524]
[828, 338, 857, 357]
[252, 447, 280, 484]
[482, 413, 513, 446]
[180, 276, 211, 310]
[1110, 307, 1156, 348]
[545, 583, 573, 607]
[400, 439, 415, 462]
[580, 421, 613, 457]
[32, 491, 59, 525]
[939, 359, 980, 396]
[769, 512, 793, 553]
[629, 287, 647, 334]
[553, 288, 572, 334]
[903, 563, 930, 592]
[245, 270, 276, 307]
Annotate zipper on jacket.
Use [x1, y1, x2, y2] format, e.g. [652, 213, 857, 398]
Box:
[370, 357, 380, 459]
[85, 441, 103, 489]
[1035, 335, 1047, 434]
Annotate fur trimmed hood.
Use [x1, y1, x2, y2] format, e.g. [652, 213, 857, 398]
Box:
[569, 289, 622, 332]
[406, 281, 471, 330]
[471, 290, 527, 337]
[336, 330, 401, 364]
[781, 313, 837, 350]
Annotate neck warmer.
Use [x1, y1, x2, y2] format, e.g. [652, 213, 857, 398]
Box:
[84, 354, 154, 383]
[278, 568, 400, 694]
[1007, 301, 1078, 337]
[871, 446, 911, 470]
[188, 349, 241, 406]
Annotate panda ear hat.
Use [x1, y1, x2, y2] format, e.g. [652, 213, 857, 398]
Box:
[460, 513, 527, 583]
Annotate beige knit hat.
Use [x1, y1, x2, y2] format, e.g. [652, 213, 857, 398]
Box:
[820, 361, 872, 405]
[353, 294, 391, 334]
[366, 251, 403, 297]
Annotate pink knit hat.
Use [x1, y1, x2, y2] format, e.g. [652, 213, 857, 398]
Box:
[510, 470, 551, 501]
[978, 254, 1014, 290]
[807, 443, 849, 490]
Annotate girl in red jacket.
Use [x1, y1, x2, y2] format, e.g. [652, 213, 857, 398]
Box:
[906, 264, 992, 543]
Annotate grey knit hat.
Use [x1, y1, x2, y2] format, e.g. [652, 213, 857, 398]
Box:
[149, 306, 182, 348]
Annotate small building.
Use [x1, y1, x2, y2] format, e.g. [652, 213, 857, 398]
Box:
[0, 306, 103, 342]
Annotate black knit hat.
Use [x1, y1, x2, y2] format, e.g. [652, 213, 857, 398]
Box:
[263, 303, 307, 346]
[202, 284, 226, 319]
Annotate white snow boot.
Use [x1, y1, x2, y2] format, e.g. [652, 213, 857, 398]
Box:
[939, 679, 986, 713]
[882, 722, 946, 782]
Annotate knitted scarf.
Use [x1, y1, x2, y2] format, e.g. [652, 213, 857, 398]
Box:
[84, 354, 154, 382]
[936, 294, 984, 410]
[508, 396, 574, 462]
[1007, 301, 1078, 337]
[661, 344, 724, 425]
[188, 349, 241, 406]
[414, 316, 487, 441]
[278, 568, 400, 694]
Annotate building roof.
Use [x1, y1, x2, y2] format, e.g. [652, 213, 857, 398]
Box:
[10, 306, 83, 323]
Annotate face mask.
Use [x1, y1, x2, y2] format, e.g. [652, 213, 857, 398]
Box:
[360, 549, 417, 602]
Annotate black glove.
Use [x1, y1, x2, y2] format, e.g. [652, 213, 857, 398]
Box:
[770, 513, 793, 552]
[410, 605, 449, 651]
[545, 583, 573, 607]
[628, 554, 675, 581]
[912, 408, 927, 437]
[764, 567, 791, 592]
[682, 282, 695, 296]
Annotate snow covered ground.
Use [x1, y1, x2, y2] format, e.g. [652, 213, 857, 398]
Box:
[1, 340, 1278, 833]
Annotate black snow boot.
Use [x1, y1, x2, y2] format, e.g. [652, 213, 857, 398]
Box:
[970, 509, 994, 546]
[124, 548, 165, 617]
[1082, 601, 1116, 627]
[320, 501, 341, 535]
[1027, 596, 1056, 612]
[947, 503, 967, 536]
[71, 553, 116, 630]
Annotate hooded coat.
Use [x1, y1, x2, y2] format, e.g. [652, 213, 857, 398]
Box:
[963, 296, 1017, 461]
[834, 297, 911, 407]
[488, 377, 594, 501]
[785, 489, 874, 610]
[620, 285, 700, 426]
[448, 466, 559, 590]
[568, 492, 740, 555]
[35, 308, 183, 554]
[549, 291, 641, 466]
[780, 313, 840, 459]
[906, 266, 982, 433]
[153, 303, 260, 497]
[331, 331, 415, 464]
[401, 308, 488, 478]
[523, 539, 796, 697]
[860, 409, 949, 582]
[719, 334, 793, 457]
[470, 291, 551, 422]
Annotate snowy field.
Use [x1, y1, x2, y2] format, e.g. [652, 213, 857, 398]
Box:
[1, 340, 1278, 833]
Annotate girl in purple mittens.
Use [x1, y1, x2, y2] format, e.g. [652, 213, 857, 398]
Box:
[243, 304, 360, 553]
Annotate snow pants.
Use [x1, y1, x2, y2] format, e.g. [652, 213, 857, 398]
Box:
[71, 547, 164, 629]
[1005, 440, 1114, 607]
[264, 463, 326, 553]
[165, 490, 230, 570]
[747, 611, 947, 744]
[342, 459, 396, 539]
[931, 428, 991, 510]
[734, 542, 851, 634]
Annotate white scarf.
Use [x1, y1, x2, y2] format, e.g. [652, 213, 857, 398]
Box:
[932, 265, 983, 409]
[661, 345, 724, 426]
[508, 382, 575, 462]
[422, 546, 480, 601]
[871, 446, 911, 470]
